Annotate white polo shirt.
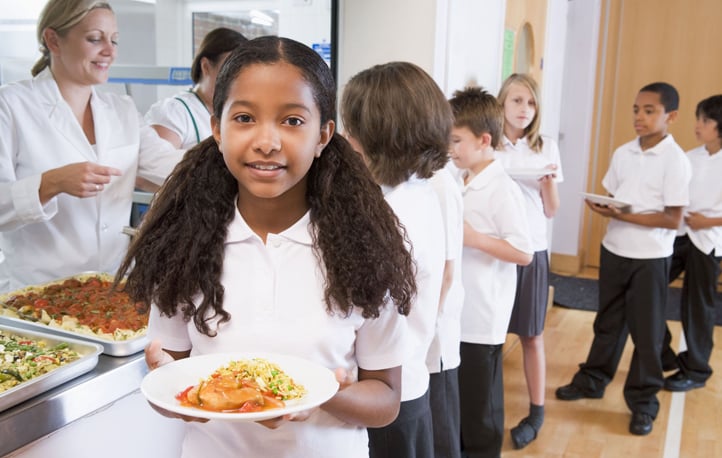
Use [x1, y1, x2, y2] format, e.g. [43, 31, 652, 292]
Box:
[496, 135, 564, 251]
[382, 176, 445, 401]
[149, 208, 407, 458]
[426, 166, 465, 373]
[458, 161, 532, 345]
[602, 135, 691, 259]
[682, 144, 722, 255]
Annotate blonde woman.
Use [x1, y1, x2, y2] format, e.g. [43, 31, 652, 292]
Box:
[0, 0, 182, 291]
[496, 73, 563, 449]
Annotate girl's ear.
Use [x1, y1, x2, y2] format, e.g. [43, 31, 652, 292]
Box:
[43, 28, 60, 54]
[315, 120, 335, 158]
[200, 57, 212, 78]
[211, 115, 222, 151]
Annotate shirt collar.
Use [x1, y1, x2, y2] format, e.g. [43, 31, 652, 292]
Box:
[465, 160, 506, 191]
[632, 134, 676, 155]
[501, 135, 528, 149]
[226, 203, 313, 246]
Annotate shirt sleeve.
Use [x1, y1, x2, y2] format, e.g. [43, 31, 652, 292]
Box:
[135, 111, 186, 186]
[663, 149, 692, 207]
[355, 303, 407, 371]
[144, 96, 190, 143]
[0, 94, 58, 231]
[147, 305, 192, 353]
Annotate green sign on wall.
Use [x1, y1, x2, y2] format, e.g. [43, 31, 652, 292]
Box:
[502, 28, 515, 81]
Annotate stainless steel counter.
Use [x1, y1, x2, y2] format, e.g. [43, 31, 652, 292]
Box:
[0, 352, 147, 456]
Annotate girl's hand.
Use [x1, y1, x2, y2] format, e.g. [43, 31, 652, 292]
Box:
[144, 341, 206, 422]
[257, 367, 353, 429]
[144, 339, 175, 370]
[538, 163, 558, 182]
[39, 161, 122, 203]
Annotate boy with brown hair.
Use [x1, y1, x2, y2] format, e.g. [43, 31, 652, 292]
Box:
[449, 86, 532, 456]
[556, 82, 692, 436]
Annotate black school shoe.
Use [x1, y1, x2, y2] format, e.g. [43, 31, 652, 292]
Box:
[555, 383, 604, 401]
[629, 412, 653, 435]
[664, 371, 705, 392]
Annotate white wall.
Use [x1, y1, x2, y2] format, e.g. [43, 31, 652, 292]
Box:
[443, 0, 505, 96]
[551, 0, 602, 258]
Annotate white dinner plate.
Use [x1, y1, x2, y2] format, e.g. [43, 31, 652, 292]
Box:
[580, 192, 631, 211]
[140, 352, 339, 422]
[506, 168, 554, 180]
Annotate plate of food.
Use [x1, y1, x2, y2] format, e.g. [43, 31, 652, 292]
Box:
[506, 168, 554, 180]
[581, 192, 632, 212]
[140, 352, 340, 422]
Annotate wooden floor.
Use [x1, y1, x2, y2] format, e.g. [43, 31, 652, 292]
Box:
[500, 305, 722, 457]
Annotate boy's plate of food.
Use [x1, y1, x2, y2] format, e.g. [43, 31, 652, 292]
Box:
[581, 192, 632, 212]
[140, 352, 340, 422]
[506, 168, 554, 180]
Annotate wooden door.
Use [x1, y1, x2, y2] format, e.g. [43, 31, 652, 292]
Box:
[503, 0, 547, 85]
[582, 0, 722, 269]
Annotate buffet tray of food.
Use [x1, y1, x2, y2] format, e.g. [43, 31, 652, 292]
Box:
[0, 273, 149, 357]
[0, 324, 103, 412]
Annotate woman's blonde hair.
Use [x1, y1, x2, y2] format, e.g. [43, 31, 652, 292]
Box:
[32, 0, 113, 77]
[497, 73, 544, 152]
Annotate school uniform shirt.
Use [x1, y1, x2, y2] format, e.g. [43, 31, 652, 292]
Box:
[426, 166, 465, 373]
[602, 135, 691, 259]
[496, 135, 564, 251]
[382, 176, 445, 401]
[0, 69, 184, 292]
[150, 209, 407, 458]
[457, 160, 533, 345]
[681, 145, 722, 255]
[144, 90, 212, 148]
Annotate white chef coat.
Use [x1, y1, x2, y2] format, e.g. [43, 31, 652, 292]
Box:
[144, 90, 212, 148]
[0, 69, 184, 292]
[150, 209, 407, 458]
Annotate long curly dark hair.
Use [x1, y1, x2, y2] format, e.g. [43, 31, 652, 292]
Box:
[116, 36, 416, 336]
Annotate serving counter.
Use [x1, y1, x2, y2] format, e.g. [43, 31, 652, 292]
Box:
[0, 352, 147, 456]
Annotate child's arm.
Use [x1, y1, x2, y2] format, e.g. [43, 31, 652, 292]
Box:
[539, 165, 560, 218]
[685, 212, 722, 230]
[320, 366, 401, 427]
[586, 201, 683, 229]
[463, 221, 533, 265]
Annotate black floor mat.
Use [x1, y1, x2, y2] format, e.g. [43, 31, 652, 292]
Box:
[550, 272, 722, 325]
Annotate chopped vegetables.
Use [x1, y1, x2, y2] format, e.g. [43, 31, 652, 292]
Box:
[0, 329, 81, 393]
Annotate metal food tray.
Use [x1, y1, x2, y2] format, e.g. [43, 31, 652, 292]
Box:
[0, 324, 103, 412]
[0, 272, 148, 357]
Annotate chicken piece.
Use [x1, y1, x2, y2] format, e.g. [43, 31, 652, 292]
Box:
[195, 374, 265, 411]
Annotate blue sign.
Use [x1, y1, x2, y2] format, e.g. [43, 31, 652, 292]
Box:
[312, 42, 332, 66]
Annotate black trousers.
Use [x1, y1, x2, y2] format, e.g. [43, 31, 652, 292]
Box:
[662, 235, 720, 382]
[572, 245, 669, 418]
[459, 342, 503, 458]
[368, 389, 433, 458]
[429, 367, 461, 458]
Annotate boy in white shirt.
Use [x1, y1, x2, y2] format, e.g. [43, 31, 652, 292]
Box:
[449, 86, 533, 457]
[556, 82, 692, 437]
[661, 94, 722, 392]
